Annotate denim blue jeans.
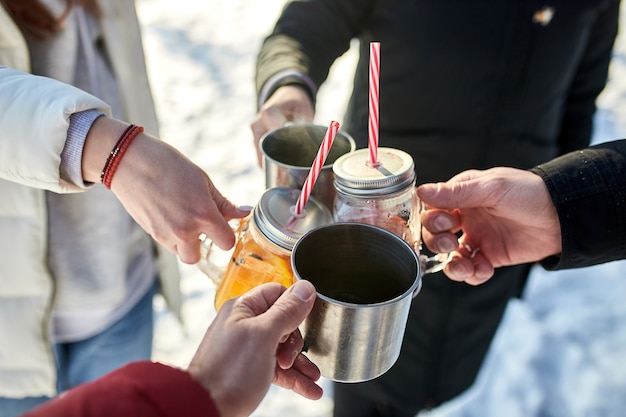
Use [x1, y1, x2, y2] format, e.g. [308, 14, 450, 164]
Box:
[0, 283, 155, 417]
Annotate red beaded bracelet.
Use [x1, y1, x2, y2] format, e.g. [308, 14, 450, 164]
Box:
[100, 124, 144, 189]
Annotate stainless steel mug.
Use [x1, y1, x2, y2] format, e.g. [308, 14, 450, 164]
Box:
[259, 123, 355, 211]
[291, 222, 422, 383]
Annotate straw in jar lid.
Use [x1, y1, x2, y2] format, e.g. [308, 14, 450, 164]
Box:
[332, 147, 416, 196]
[253, 187, 333, 252]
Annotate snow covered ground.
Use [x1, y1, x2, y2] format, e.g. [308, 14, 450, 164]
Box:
[136, 1, 626, 415]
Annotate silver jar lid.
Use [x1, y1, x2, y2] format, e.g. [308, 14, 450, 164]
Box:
[332, 147, 416, 197]
[253, 187, 333, 251]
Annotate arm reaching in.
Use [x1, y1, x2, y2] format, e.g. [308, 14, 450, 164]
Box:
[417, 167, 562, 285]
[82, 116, 250, 264]
[189, 280, 322, 417]
[24, 280, 321, 417]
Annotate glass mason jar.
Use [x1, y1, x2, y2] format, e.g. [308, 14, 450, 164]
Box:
[214, 187, 332, 310]
[332, 147, 420, 251]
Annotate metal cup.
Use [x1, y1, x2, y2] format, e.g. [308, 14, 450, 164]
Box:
[291, 222, 422, 383]
[260, 123, 355, 211]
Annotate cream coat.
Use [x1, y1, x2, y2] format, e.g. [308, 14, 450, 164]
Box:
[0, 2, 181, 397]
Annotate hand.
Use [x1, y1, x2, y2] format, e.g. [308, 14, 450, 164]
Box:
[250, 85, 315, 166]
[82, 116, 250, 264]
[416, 167, 562, 285]
[188, 280, 322, 417]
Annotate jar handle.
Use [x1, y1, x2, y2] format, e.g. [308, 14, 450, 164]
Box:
[197, 235, 224, 286]
[420, 252, 452, 275]
[196, 219, 242, 286]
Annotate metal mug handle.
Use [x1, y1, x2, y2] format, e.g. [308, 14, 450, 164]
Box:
[415, 199, 453, 278]
[411, 252, 451, 298]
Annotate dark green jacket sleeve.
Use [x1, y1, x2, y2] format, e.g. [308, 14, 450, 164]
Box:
[255, 0, 373, 104]
[531, 139, 626, 270]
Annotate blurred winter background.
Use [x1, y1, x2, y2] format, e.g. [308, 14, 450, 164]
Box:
[136, 1, 626, 416]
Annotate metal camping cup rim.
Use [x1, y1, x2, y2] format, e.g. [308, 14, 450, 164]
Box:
[259, 123, 356, 169]
[291, 222, 423, 305]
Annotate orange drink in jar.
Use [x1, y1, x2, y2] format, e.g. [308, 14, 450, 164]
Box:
[213, 187, 332, 311]
[214, 217, 293, 310]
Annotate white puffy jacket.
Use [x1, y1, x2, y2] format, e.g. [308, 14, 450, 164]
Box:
[0, 2, 181, 397]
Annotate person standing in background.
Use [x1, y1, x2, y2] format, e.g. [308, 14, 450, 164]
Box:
[0, 2, 184, 415]
[251, 1, 620, 415]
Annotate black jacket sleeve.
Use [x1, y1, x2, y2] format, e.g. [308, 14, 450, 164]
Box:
[531, 139, 626, 270]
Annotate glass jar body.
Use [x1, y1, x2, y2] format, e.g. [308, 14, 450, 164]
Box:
[333, 185, 421, 251]
[214, 216, 293, 310]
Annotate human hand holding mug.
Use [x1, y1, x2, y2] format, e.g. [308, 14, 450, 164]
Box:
[251, 85, 315, 166]
[416, 167, 562, 285]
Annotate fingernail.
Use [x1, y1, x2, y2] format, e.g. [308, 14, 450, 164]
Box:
[433, 214, 453, 231]
[237, 205, 254, 212]
[291, 281, 315, 301]
[475, 263, 494, 280]
[417, 184, 436, 198]
[437, 236, 457, 253]
[448, 259, 471, 280]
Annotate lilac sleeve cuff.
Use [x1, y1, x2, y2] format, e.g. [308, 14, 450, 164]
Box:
[62, 110, 105, 188]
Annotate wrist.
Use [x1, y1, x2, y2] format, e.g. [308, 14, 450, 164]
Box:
[100, 124, 144, 189]
[82, 116, 131, 183]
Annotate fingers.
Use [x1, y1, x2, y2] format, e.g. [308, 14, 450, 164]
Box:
[251, 117, 281, 166]
[231, 281, 321, 401]
[420, 207, 497, 285]
[276, 329, 304, 369]
[232, 281, 322, 399]
[274, 354, 323, 400]
[174, 209, 245, 264]
[268, 283, 322, 400]
[261, 280, 317, 340]
[420, 209, 462, 253]
[250, 108, 288, 166]
[443, 246, 495, 285]
[201, 181, 251, 251]
[176, 240, 203, 265]
[416, 172, 484, 210]
[235, 280, 316, 327]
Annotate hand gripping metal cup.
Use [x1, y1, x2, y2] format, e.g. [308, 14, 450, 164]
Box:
[260, 123, 355, 211]
[291, 222, 422, 383]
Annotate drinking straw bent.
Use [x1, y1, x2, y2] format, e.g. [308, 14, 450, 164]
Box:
[293, 120, 341, 216]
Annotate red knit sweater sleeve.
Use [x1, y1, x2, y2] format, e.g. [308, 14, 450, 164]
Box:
[22, 361, 220, 417]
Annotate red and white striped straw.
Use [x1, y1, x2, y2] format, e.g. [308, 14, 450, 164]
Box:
[294, 120, 340, 216]
[368, 41, 380, 166]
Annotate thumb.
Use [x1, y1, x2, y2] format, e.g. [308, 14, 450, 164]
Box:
[261, 280, 316, 341]
[417, 174, 486, 210]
